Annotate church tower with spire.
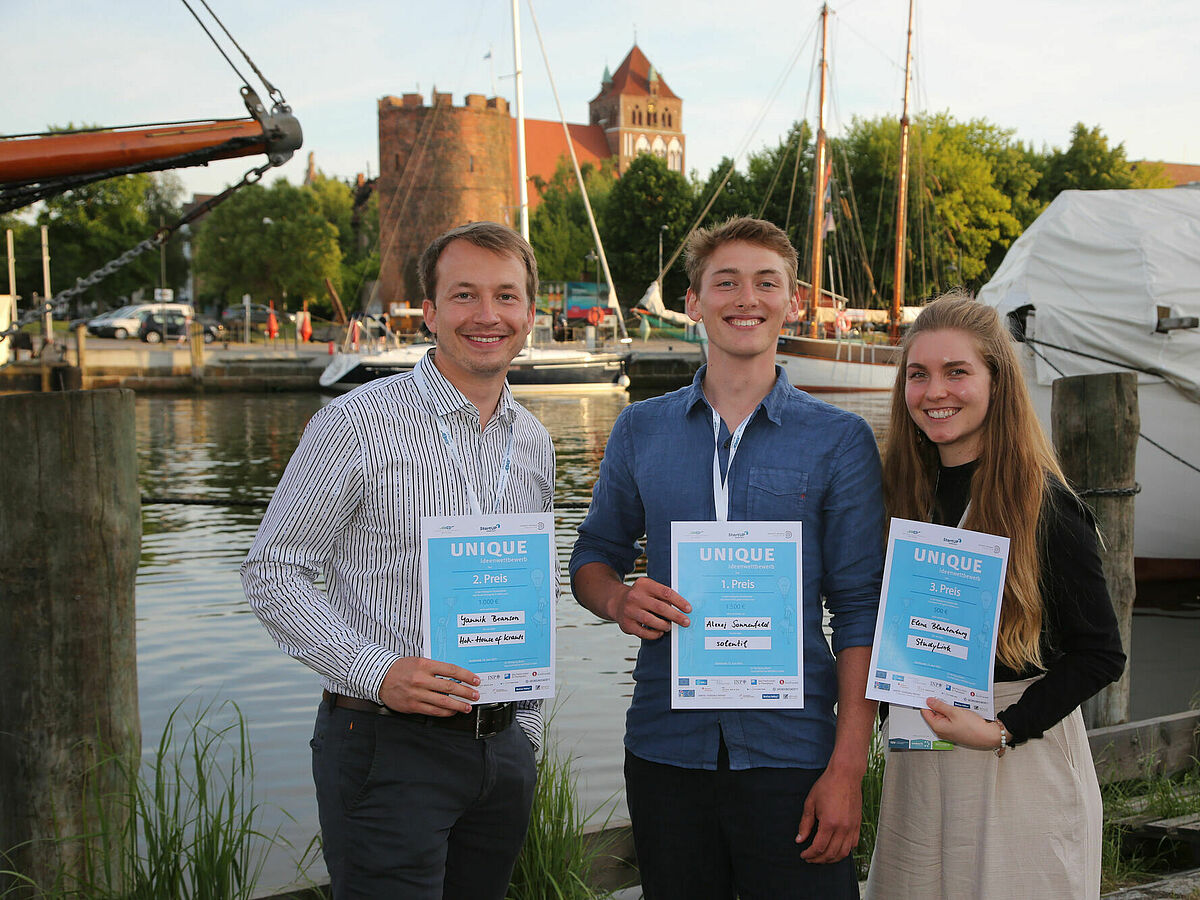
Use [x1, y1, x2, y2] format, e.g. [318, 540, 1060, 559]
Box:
[588, 45, 684, 175]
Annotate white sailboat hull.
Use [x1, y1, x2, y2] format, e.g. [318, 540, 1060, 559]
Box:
[775, 335, 899, 392]
[319, 343, 629, 393]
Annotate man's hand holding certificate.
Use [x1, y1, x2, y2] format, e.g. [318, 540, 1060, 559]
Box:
[421, 513, 556, 703]
[670, 521, 803, 709]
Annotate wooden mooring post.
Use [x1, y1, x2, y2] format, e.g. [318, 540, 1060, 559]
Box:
[0, 391, 141, 894]
[1051, 371, 1138, 728]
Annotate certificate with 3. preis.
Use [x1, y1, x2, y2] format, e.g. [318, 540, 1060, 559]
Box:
[420, 513, 555, 703]
[866, 517, 1009, 718]
[670, 521, 803, 709]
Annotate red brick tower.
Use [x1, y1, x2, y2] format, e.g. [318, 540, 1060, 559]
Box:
[377, 92, 515, 305]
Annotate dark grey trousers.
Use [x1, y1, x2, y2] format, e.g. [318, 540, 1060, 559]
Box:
[311, 699, 536, 900]
[625, 748, 860, 900]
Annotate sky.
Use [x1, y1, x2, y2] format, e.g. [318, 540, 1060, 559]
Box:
[5, 0, 1199, 201]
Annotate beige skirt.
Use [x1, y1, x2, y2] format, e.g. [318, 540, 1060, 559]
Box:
[864, 678, 1102, 900]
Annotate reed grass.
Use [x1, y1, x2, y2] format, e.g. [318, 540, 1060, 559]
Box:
[854, 728, 886, 880]
[1098, 759, 1200, 893]
[507, 736, 620, 900]
[1, 701, 287, 899]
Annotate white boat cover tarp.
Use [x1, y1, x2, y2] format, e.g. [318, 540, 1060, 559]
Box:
[978, 189, 1200, 402]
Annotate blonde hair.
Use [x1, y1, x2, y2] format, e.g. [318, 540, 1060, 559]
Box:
[883, 290, 1066, 671]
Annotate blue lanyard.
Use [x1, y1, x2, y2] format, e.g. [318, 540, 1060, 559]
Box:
[710, 407, 754, 522]
[413, 356, 514, 518]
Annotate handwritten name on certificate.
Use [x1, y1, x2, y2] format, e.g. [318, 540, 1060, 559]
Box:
[420, 513, 556, 703]
[670, 521, 803, 709]
[866, 518, 1009, 720]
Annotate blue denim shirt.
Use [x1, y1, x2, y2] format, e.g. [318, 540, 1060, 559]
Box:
[570, 366, 884, 770]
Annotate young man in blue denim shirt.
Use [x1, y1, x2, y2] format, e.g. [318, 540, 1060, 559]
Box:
[571, 217, 884, 899]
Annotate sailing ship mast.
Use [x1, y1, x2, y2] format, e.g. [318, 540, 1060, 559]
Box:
[524, 0, 628, 338]
[806, 3, 830, 337]
[511, 0, 530, 240]
[890, 0, 915, 340]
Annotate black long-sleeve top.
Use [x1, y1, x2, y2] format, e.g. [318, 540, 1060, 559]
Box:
[932, 461, 1127, 744]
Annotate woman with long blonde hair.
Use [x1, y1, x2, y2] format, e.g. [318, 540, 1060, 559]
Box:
[866, 292, 1125, 899]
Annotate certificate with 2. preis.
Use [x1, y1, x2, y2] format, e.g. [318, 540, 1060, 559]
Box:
[420, 513, 555, 703]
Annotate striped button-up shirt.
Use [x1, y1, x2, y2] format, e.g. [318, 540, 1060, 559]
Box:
[242, 351, 556, 747]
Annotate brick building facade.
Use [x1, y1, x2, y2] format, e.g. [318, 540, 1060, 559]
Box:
[589, 45, 684, 175]
[376, 45, 683, 306]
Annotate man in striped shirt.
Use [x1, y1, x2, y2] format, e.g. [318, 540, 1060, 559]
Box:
[242, 222, 555, 899]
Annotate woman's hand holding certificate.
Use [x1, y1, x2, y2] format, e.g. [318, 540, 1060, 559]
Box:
[920, 696, 1006, 751]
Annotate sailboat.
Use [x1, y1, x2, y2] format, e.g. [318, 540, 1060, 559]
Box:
[320, 0, 632, 393]
[774, 1, 915, 392]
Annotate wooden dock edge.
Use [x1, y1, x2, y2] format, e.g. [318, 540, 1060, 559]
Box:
[1090, 709, 1200, 784]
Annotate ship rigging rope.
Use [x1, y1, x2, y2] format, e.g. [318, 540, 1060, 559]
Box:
[179, 0, 287, 108]
[757, 34, 818, 228]
[657, 16, 818, 283]
[1022, 336, 1200, 477]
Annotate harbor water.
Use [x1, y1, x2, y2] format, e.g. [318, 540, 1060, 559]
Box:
[133, 388, 1198, 894]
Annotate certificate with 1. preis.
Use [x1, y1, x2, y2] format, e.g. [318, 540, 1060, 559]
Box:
[866, 517, 1009, 718]
[420, 513, 555, 703]
[670, 521, 803, 709]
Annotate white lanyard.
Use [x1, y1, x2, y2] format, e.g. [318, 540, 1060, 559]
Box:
[710, 407, 754, 522]
[413, 358, 514, 518]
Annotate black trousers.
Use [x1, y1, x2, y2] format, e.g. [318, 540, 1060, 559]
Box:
[625, 748, 859, 900]
[311, 699, 536, 900]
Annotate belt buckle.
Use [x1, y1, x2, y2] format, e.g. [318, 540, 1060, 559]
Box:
[474, 703, 505, 739]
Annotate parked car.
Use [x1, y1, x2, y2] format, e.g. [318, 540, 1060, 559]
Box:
[221, 304, 295, 327]
[89, 302, 194, 339]
[138, 311, 225, 344]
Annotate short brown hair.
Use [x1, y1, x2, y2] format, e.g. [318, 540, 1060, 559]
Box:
[418, 222, 539, 304]
[685, 216, 799, 296]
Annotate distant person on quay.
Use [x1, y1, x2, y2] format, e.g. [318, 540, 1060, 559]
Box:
[571, 216, 885, 899]
[242, 221, 555, 899]
[864, 292, 1125, 899]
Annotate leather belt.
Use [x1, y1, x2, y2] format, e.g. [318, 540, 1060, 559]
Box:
[322, 690, 515, 739]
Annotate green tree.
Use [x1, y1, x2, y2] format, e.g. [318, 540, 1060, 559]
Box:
[306, 172, 380, 315]
[747, 121, 813, 241]
[1035, 123, 1172, 202]
[690, 122, 814, 243]
[0, 212, 39, 315]
[691, 156, 758, 227]
[194, 179, 341, 312]
[529, 158, 615, 283]
[838, 113, 1035, 300]
[600, 154, 694, 309]
[26, 172, 188, 317]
